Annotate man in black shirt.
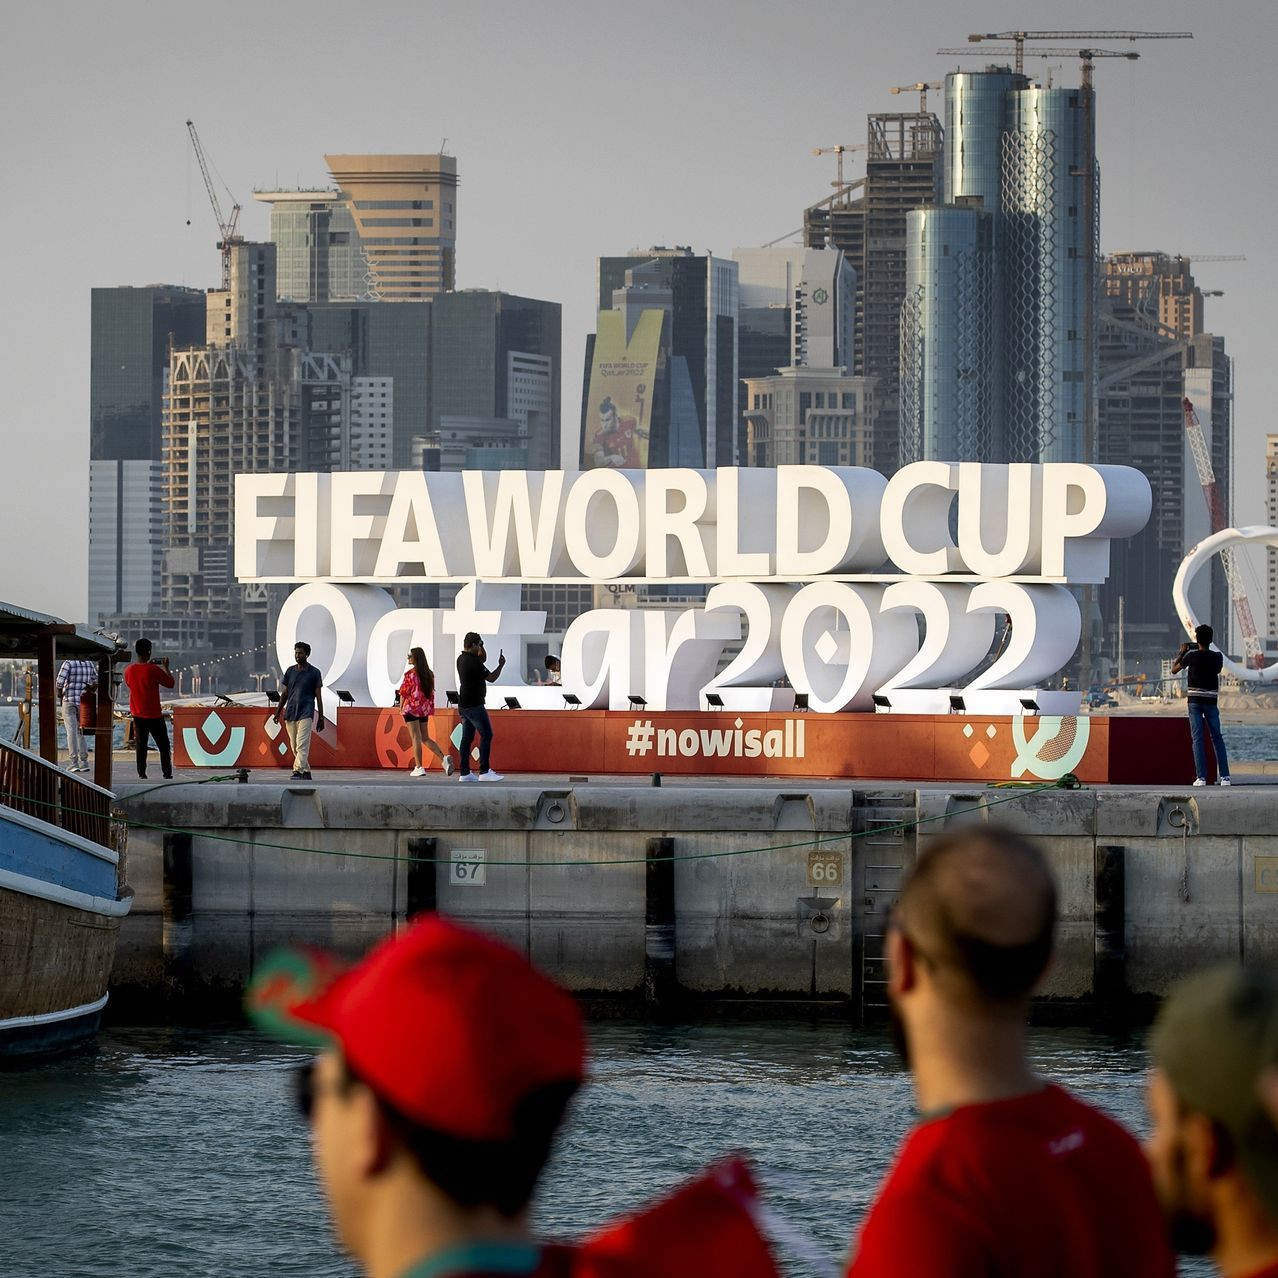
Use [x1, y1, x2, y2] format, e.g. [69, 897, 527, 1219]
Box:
[455, 632, 505, 782]
[1171, 624, 1231, 787]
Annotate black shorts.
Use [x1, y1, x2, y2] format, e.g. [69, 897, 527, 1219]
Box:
[403, 713, 431, 723]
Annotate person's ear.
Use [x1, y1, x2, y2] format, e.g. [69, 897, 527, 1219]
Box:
[887, 925, 918, 998]
[1183, 1110, 1225, 1188]
[351, 1088, 397, 1179]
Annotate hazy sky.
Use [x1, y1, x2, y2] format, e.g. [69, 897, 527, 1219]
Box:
[2, 0, 1274, 622]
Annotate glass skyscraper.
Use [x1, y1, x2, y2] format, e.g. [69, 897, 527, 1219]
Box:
[900, 206, 1000, 463]
[254, 191, 366, 303]
[903, 68, 1094, 464]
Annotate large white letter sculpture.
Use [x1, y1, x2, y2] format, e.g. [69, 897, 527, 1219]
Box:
[236, 463, 1153, 715]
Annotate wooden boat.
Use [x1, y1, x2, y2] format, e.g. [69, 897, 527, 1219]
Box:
[0, 602, 130, 1059]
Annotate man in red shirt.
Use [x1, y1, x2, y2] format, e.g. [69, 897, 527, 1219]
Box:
[122, 636, 176, 780]
[847, 827, 1173, 1277]
[247, 917, 780, 1278]
[1146, 966, 1278, 1278]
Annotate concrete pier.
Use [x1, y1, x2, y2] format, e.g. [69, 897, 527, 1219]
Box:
[109, 774, 1278, 1020]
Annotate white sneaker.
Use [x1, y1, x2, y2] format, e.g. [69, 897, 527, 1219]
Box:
[410, 766, 426, 777]
[1192, 778, 1207, 787]
[458, 773, 477, 783]
[1220, 777, 1232, 786]
[478, 770, 504, 782]
[443, 756, 455, 777]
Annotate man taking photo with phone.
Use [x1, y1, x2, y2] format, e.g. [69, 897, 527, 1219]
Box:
[456, 632, 504, 783]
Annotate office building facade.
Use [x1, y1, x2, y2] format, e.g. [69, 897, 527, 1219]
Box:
[804, 113, 942, 474]
[1097, 253, 1232, 665]
[325, 153, 458, 299]
[584, 248, 738, 469]
[742, 367, 874, 468]
[254, 190, 367, 303]
[900, 205, 1000, 463]
[429, 290, 561, 470]
[88, 285, 205, 622]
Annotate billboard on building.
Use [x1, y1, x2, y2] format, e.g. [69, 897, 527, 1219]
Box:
[583, 309, 663, 468]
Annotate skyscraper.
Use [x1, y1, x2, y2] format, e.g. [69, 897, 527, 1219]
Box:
[431, 290, 561, 470]
[733, 246, 869, 469]
[324, 154, 458, 299]
[902, 67, 1094, 465]
[804, 112, 942, 474]
[1097, 253, 1232, 665]
[253, 190, 367, 303]
[88, 285, 204, 623]
[584, 248, 738, 469]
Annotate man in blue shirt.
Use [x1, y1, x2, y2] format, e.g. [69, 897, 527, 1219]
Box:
[276, 641, 325, 780]
[1172, 624, 1231, 787]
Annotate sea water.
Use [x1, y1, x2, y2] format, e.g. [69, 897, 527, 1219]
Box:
[0, 1022, 1211, 1277]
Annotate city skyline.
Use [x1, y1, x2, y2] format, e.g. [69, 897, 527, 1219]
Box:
[2, 0, 1274, 624]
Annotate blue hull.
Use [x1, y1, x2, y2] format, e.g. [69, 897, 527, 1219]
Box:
[0, 1005, 104, 1063]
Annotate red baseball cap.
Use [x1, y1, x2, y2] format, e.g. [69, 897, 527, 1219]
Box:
[246, 916, 586, 1143]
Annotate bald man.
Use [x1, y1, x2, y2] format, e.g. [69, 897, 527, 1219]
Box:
[846, 827, 1173, 1277]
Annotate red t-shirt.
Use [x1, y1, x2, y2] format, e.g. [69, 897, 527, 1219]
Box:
[847, 1084, 1174, 1278]
[123, 660, 176, 719]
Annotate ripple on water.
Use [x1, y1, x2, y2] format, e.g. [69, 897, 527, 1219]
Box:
[0, 1022, 1210, 1277]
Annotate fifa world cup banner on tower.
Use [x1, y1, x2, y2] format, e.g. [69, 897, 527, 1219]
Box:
[583, 309, 663, 468]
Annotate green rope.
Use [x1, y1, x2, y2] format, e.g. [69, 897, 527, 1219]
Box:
[1, 781, 1063, 868]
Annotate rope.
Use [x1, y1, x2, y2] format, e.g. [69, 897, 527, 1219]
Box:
[1, 782, 1064, 868]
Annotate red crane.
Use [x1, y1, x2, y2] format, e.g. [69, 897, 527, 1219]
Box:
[1182, 396, 1265, 669]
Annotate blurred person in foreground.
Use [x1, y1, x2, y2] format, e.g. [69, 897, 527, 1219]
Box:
[847, 826, 1173, 1277]
[247, 915, 779, 1278]
[1147, 966, 1278, 1277]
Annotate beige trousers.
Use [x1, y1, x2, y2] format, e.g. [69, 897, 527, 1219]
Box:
[285, 717, 313, 772]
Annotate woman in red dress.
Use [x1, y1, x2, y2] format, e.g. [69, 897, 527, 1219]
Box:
[398, 647, 453, 777]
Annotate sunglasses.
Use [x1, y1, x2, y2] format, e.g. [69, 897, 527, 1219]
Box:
[294, 1058, 374, 1122]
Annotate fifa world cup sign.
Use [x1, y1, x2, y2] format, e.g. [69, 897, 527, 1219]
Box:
[235, 464, 1151, 715]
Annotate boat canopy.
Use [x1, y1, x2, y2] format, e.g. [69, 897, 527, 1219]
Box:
[0, 601, 120, 660]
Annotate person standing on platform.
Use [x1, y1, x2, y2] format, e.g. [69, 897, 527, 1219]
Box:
[399, 647, 452, 778]
[455, 632, 504, 783]
[123, 637, 175, 780]
[276, 641, 325, 781]
[55, 654, 98, 773]
[1173, 623, 1232, 786]
[846, 827, 1174, 1277]
[1147, 966, 1278, 1278]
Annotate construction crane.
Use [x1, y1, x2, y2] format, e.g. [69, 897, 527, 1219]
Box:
[186, 119, 242, 291]
[1175, 255, 1247, 263]
[1182, 396, 1265, 669]
[812, 143, 867, 190]
[888, 82, 942, 112]
[964, 30, 1191, 75]
[938, 46, 1139, 87]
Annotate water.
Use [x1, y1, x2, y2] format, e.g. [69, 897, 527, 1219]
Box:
[0, 1022, 1209, 1277]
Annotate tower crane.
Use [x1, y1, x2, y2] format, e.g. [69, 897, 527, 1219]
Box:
[812, 143, 867, 190]
[964, 30, 1191, 76]
[186, 119, 242, 291]
[938, 46, 1140, 88]
[888, 82, 942, 112]
[1182, 396, 1265, 669]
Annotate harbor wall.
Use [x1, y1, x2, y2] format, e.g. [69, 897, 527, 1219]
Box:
[108, 781, 1278, 1019]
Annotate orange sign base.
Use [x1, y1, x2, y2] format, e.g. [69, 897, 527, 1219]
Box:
[172, 707, 1201, 785]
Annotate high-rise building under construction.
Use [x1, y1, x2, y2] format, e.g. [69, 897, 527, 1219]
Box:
[804, 112, 942, 475]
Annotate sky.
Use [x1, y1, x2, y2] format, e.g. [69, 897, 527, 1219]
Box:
[2, 0, 1275, 624]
